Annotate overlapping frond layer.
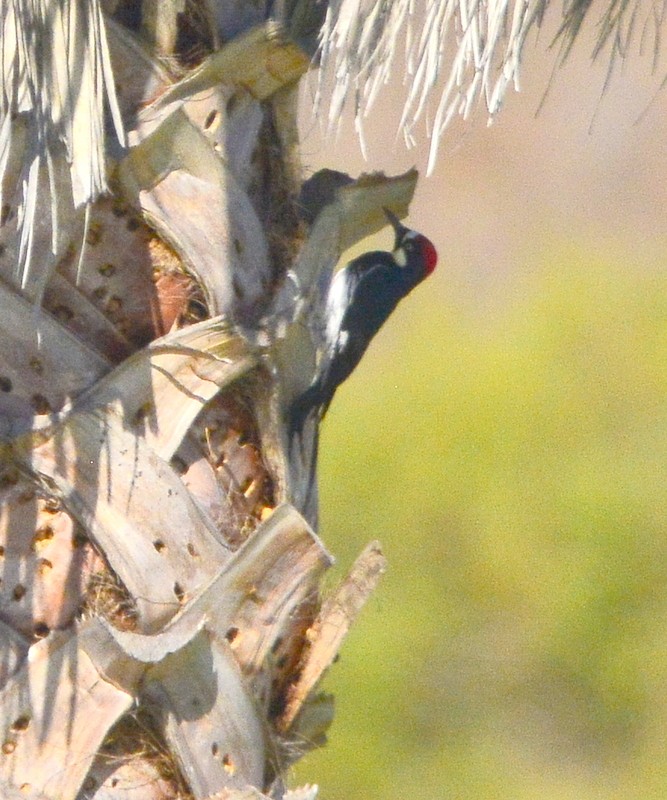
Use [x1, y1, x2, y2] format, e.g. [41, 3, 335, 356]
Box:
[317, 0, 662, 172]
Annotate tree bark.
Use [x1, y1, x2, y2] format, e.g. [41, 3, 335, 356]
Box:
[0, 3, 415, 797]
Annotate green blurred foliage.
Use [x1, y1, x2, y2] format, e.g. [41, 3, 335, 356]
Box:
[292, 246, 667, 799]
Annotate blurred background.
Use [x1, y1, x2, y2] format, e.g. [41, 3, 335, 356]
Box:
[293, 18, 667, 800]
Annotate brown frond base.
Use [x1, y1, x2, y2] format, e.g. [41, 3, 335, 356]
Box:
[0, 478, 104, 640]
[46, 196, 211, 361]
[83, 566, 140, 633]
[175, 382, 276, 550]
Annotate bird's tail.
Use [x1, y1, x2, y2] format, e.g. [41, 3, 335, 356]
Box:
[286, 386, 322, 527]
[286, 384, 321, 440]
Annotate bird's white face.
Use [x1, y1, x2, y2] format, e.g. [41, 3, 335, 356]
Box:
[393, 230, 421, 268]
[393, 246, 408, 267]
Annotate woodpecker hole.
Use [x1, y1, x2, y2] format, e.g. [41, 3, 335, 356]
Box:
[97, 263, 116, 278]
[10, 715, 30, 733]
[98, 263, 116, 278]
[204, 109, 218, 129]
[31, 394, 52, 415]
[71, 532, 88, 549]
[55, 243, 76, 271]
[33, 524, 54, 545]
[222, 754, 235, 775]
[85, 222, 103, 246]
[186, 543, 198, 558]
[116, 318, 131, 337]
[12, 584, 26, 601]
[0, 546, 5, 556]
[28, 357, 44, 375]
[33, 622, 50, 639]
[211, 742, 219, 757]
[225, 627, 239, 643]
[173, 582, 185, 603]
[43, 497, 61, 513]
[38, 558, 53, 574]
[0, 376, 12, 392]
[105, 295, 124, 317]
[153, 539, 166, 553]
[110, 778, 119, 788]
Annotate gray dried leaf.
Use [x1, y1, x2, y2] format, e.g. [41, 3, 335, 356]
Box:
[0, 630, 132, 800]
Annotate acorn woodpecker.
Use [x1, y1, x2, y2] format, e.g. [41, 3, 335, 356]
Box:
[288, 208, 438, 437]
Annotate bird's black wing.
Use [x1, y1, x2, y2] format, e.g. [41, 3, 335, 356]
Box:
[288, 254, 402, 433]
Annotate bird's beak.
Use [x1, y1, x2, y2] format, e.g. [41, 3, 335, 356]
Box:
[383, 207, 409, 250]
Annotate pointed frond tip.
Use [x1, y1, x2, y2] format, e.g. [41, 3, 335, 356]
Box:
[316, 0, 664, 174]
[0, 0, 125, 294]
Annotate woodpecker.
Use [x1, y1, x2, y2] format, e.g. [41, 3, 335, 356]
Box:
[288, 208, 438, 437]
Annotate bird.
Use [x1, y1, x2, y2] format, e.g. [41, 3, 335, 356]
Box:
[287, 207, 438, 438]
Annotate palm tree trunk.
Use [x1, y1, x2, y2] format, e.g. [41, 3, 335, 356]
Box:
[0, 3, 402, 797]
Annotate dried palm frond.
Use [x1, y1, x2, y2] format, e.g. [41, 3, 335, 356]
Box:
[0, 0, 124, 294]
[316, 0, 665, 173]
